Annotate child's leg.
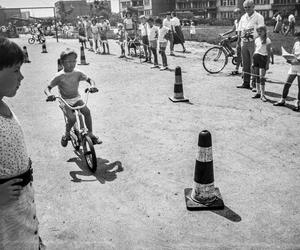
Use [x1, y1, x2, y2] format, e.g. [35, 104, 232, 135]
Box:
[296, 76, 300, 107]
[252, 66, 259, 90]
[102, 41, 106, 53]
[161, 47, 167, 67]
[80, 105, 92, 134]
[151, 47, 158, 65]
[106, 41, 110, 54]
[64, 107, 76, 136]
[274, 74, 296, 105]
[89, 39, 93, 50]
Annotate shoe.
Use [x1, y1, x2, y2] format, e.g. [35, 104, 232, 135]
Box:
[252, 88, 257, 92]
[61, 135, 70, 147]
[273, 100, 285, 106]
[261, 95, 267, 102]
[237, 84, 251, 89]
[293, 105, 300, 112]
[147, 59, 152, 64]
[230, 70, 239, 76]
[183, 49, 186, 53]
[151, 65, 159, 69]
[252, 93, 261, 99]
[160, 66, 168, 71]
[170, 52, 175, 56]
[90, 136, 103, 145]
[143, 59, 148, 63]
[119, 55, 125, 58]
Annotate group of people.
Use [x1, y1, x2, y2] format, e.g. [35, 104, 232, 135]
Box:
[273, 11, 296, 36]
[78, 16, 111, 54]
[221, 0, 299, 110]
[116, 11, 186, 71]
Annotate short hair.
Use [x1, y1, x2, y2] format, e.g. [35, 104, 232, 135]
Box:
[155, 18, 162, 25]
[243, 0, 254, 6]
[171, 12, 176, 17]
[0, 37, 24, 70]
[234, 8, 241, 13]
[60, 48, 77, 61]
[147, 17, 154, 23]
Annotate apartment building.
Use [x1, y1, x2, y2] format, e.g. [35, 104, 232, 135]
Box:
[55, 0, 90, 20]
[175, 0, 218, 18]
[144, 0, 176, 16]
[119, 0, 144, 16]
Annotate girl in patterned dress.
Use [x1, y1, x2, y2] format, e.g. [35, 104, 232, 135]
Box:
[0, 37, 45, 249]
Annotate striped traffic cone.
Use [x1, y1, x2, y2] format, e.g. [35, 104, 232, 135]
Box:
[78, 45, 89, 65]
[57, 58, 63, 72]
[41, 42, 48, 53]
[23, 46, 31, 63]
[169, 66, 189, 102]
[184, 130, 224, 210]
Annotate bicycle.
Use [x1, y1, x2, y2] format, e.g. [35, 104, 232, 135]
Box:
[202, 36, 239, 74]
[47, 88, 99, 173]
[28, 32, 46, 44]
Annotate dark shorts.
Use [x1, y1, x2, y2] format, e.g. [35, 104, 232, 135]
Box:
[142, 36, 149, 45]
[253, 53, 268, 69]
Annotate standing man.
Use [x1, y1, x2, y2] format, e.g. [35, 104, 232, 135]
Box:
[171, 12, 186, 53]
[236, 0, 264, 89]
[285, 12, 296, 36]
[163, 12, 175, 56]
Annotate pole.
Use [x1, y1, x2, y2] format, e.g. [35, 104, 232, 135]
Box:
[53, 7, 59, 42]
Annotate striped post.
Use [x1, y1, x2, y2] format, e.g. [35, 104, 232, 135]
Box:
[184, 130, 224, 210]
[169, 66, 189, 103]
[191, 130, 216, 203]
[23, 46, 30, 63]
[41, 42, 48, 53]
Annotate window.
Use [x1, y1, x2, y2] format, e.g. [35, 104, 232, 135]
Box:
[144, 0, 150, 5]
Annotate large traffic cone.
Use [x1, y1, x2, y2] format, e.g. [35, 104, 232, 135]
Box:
[41, 41, 48, 53]
[57, 58, 63, 72]
[169, 66, 189, 102]
[184, 130, 224, 210]
[23, 46, 31, 63]
[78, 45, 89, 65]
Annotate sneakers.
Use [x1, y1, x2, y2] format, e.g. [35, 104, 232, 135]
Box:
[252, 93, 261, 99]
[89, 135, 103, 145]
[151, 65, 159, 69]
[237, 83, 251, 89]
[170, 52, 175, 56]
[261, 95, 267, 102]
[160, 66, 168, 71]
[273, 100, 285, 106]
[61, 134, 70, 147]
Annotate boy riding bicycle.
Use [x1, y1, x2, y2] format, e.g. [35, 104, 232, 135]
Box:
[44, 48, 102, 146]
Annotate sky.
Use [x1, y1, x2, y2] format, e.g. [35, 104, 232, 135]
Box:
[0, 0, 119, 17]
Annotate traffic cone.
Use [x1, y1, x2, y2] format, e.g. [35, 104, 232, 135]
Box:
[23, 46, 31, 63]
[169, 66, 189, 102]
[184, 130, 224, 210]
[78, 45, 89, 65]
[41, 41, 48, 53]
[57, 58, 63, 72]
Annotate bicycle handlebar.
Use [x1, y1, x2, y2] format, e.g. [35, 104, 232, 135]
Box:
[49, 88, 97, 110]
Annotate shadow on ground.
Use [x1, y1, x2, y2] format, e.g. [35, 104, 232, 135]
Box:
[211, 206, 242, 222]
[68, 150, 123, 184]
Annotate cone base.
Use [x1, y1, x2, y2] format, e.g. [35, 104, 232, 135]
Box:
[78, 63, 89, 65]
[169, 97, 189, 103]
[184, 187, 224, 211]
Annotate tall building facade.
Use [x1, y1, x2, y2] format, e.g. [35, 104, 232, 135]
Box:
[55, 0, 90, 21]
[175, 0, 218, 18]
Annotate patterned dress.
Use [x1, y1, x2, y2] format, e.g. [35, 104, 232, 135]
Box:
[0, 111, 44, 250]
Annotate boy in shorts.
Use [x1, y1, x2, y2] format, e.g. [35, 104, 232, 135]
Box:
[44, 48, 102, 146]
[274, 32, 300, 111]
[155, 18, 169, 71]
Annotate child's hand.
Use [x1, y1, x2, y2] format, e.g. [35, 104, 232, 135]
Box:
[0, 179, 23, 206]
[46, 95, 56, 102]
[89, 87, 99, 93]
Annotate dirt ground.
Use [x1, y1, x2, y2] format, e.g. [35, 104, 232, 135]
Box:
[7, 36, 300, 250]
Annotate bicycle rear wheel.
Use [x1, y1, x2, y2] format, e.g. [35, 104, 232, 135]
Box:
[82, 135, 97, 173]
[202, 46, 228, 74]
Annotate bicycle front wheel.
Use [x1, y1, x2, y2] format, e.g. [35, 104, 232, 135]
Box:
[70, 129, 80, 151]
[202, 46, 228, 74]
[82, 135, 97, 173]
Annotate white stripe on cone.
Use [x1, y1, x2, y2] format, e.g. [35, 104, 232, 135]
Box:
[196, 146, 213, 162]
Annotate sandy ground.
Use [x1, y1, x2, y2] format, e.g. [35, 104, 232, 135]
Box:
[6, 36, 300, 250]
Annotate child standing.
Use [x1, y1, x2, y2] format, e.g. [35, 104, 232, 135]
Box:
[251, 25, 271, 102]
[147, 17, 159, 68]
[44, 48, 101, 146]
[0, 37, 45, 249]
[116, 23, 125, 58]
[155, 18, 169, 71]
[190, 21, 196, 39]
[139, 15, 151, 63]
[78, 21, 87, 49]
[99, 17, 110, 54]
[91, 19, 100, 53]
[274, 32, 300, 111]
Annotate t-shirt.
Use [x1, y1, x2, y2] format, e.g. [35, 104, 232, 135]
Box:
[293, 41, 300, 57]
[288, 14, 296, 23]
[148, 25, 159, 41]
[124, 18, 134, 30]
[139, 23, 149, 37]
[237, 11, 264, 42]
[49, 69, 88, 99]
[163, 18, 172, 29]
[171, 17, 180, 27]
[158, 26, 169, 43]
[254, 37, 271, 56]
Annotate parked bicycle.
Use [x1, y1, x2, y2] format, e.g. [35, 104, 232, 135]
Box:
[28, 32, 46, 44]
[47, 88, 99, 173]
[202, 36, 239, 74]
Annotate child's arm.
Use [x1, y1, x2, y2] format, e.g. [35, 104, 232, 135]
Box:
[0, 179, 23, 206]
[44, 75, 59, 101]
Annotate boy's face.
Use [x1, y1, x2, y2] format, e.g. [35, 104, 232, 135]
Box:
[62, 54, 77, 72]
[0, 62, 24, 98]
[148, 21, 153, 27]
